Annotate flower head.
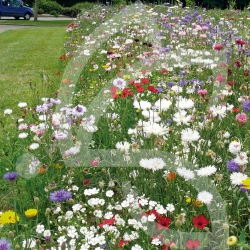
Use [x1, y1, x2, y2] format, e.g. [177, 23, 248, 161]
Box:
[185, 239, 200, 250]
[0, 238, 12, 250]
[226, 236, 238, 246]
[49, 190, 72, 202]
[242, 100, 250, 112]
[4, 172, 18, 182]
[241, 178, 250, 190]
[0, 210, 19, 225]
[25, 209, 38, 218]
[192, 214, 209, 229]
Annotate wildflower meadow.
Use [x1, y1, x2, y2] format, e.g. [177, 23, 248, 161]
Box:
[1, 2, 250, 249]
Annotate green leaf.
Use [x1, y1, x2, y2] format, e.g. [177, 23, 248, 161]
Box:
[239, 229, 246, 244]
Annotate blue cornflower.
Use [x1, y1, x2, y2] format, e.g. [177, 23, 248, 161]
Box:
[4, 172, 18, 182]
[226, 159, 240, 172]
[49, 190, 72, 202]
[0, 238, 12, 250]
[242, 100, 250, 112]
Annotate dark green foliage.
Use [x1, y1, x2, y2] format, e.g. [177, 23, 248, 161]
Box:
[61, 7, 82, 17]
[38, 1, 62, 15]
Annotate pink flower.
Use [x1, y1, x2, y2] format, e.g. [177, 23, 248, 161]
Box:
[236, 113, 248, 125]
[90, 159, 99, 167]
[197, 89, 208, 95]
[18, 123, 28, 130]
[215, 74, 226, 83]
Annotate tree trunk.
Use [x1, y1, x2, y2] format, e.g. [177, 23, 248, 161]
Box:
[34, 0, 38, 21]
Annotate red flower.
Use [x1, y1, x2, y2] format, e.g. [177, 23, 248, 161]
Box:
[162, 241, 175, 250]
[192, 214, 210, 229]
[234, 60, 242, 68]
[56, 71, 61, 75]
[83, 179, 90, 185]
[147, 209, 160, 218]
[98, 218, 115, 227]
[122, 88, 133, 98]
[232, 107, 240, 113]
[90, 159, 99, 166]
[227, 81, 237, 86]
[59, 54, 67, 60]
[156, 216, 172, 230]
[236, 39, 246, 45]
[185, 239, 200, 250]
[111, 86, 119, 99]
[141, 78, 149, 84]
[117, 240, 129, 248]
[148, 85, 158, 93]
[213, 44, 224, 51]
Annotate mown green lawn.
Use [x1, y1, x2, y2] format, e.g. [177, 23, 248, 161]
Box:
[0, 26, 68, 113]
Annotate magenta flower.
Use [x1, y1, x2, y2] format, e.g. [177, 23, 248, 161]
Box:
[236, 113, 248, 125]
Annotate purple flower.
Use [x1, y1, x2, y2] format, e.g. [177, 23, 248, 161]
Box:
[4, 172, 18, 182]
[49, 190, 72, 202]
[226, 159, 240, 172]
[0, 238, 12, 250]
[242, 100, 250, 112]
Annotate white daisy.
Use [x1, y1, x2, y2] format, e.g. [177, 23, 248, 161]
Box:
[176, 167, 195, 180]
[154, 99, 172, 111]
[173, 110, 192, 125]
[4, 109, 12, 115]
[181, 128, 200, 143]
[228, 141, 241, 155]
[234, 152, 248, 166]
[230, 172, 248, 186]
[196, 165, 217, 177]
[197, 191, 213, 205]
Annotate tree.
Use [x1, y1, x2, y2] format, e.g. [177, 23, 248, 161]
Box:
[34, 0, 38, 21]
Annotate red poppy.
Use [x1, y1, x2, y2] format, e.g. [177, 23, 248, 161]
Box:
[59, 54, 67, 60]
[232, 107, 240, 113]
[122, 88, 133, 98]
[98, 218, 115, 227]
[56, 71, 61, 75]
[148, 85, 158, 93]
[156, 216, 172, 230]
[83, 179, 90, 185]
[117, 240, 129, 248]
[213, 44, 224, 51]
[141, 78, 149, 84]
[192, 214, 210, 229]
[185, 239, 200, 250]
[166, 172, 176, 181]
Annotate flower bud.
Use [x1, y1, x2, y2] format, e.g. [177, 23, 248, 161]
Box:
[226, 236, 238, 246]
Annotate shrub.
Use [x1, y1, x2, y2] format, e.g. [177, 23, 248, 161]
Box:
[72, 2, 96, 10]
[61, 7, 81, 17]
[38, 1, 63, 15]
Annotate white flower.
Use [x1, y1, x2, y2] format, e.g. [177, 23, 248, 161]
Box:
[176, 167, 195, 180]
[116, 141, 130, 152]
[228, 141, 241, 155]
[175, 97, 194, 109]
[113, 77, 127, 90]
[22, 238, 36, 248]
[133, 100, 151, 110]
[154, 99, 172, 111]
[131, 244, 143, 250]
[65, 211, 74, 220]
[139, 157, 166, 172]
[181, 128, 200, 143]
[43, 229, 51, 237]
[197, 191, 213, 205]
[210, 105, 227, 119]
[36, 224, 45, 234]
[72, 203, 82, 212]
[171, 85, 182, 93]
[173, 110, 192, 125]
[196, 165, 217, 177]
[18, 102, 27, 108]
[234, 152, 248, 166]
[29, 143, 39, 150]
[93, 210, 103, 218]
[18, 132, 28, 139]
[84, 188, 100, 196]
[4, 109, 12, 114]
[230, 172, 248, 185]
[166, 203, 175, 212]
[106, 190, 114, 197]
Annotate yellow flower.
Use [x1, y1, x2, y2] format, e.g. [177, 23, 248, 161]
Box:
[54, 163, 62, 169]
[0, 210, 19, 225]
[123, 75, 131, 79]
[241, 178, 250, 190]
[25, 209, 38, 218]
[226, 236, 238, 246]
[186, 197, 203, 207]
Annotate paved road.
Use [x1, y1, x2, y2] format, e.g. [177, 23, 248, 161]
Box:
[0, 16, 76, 33]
